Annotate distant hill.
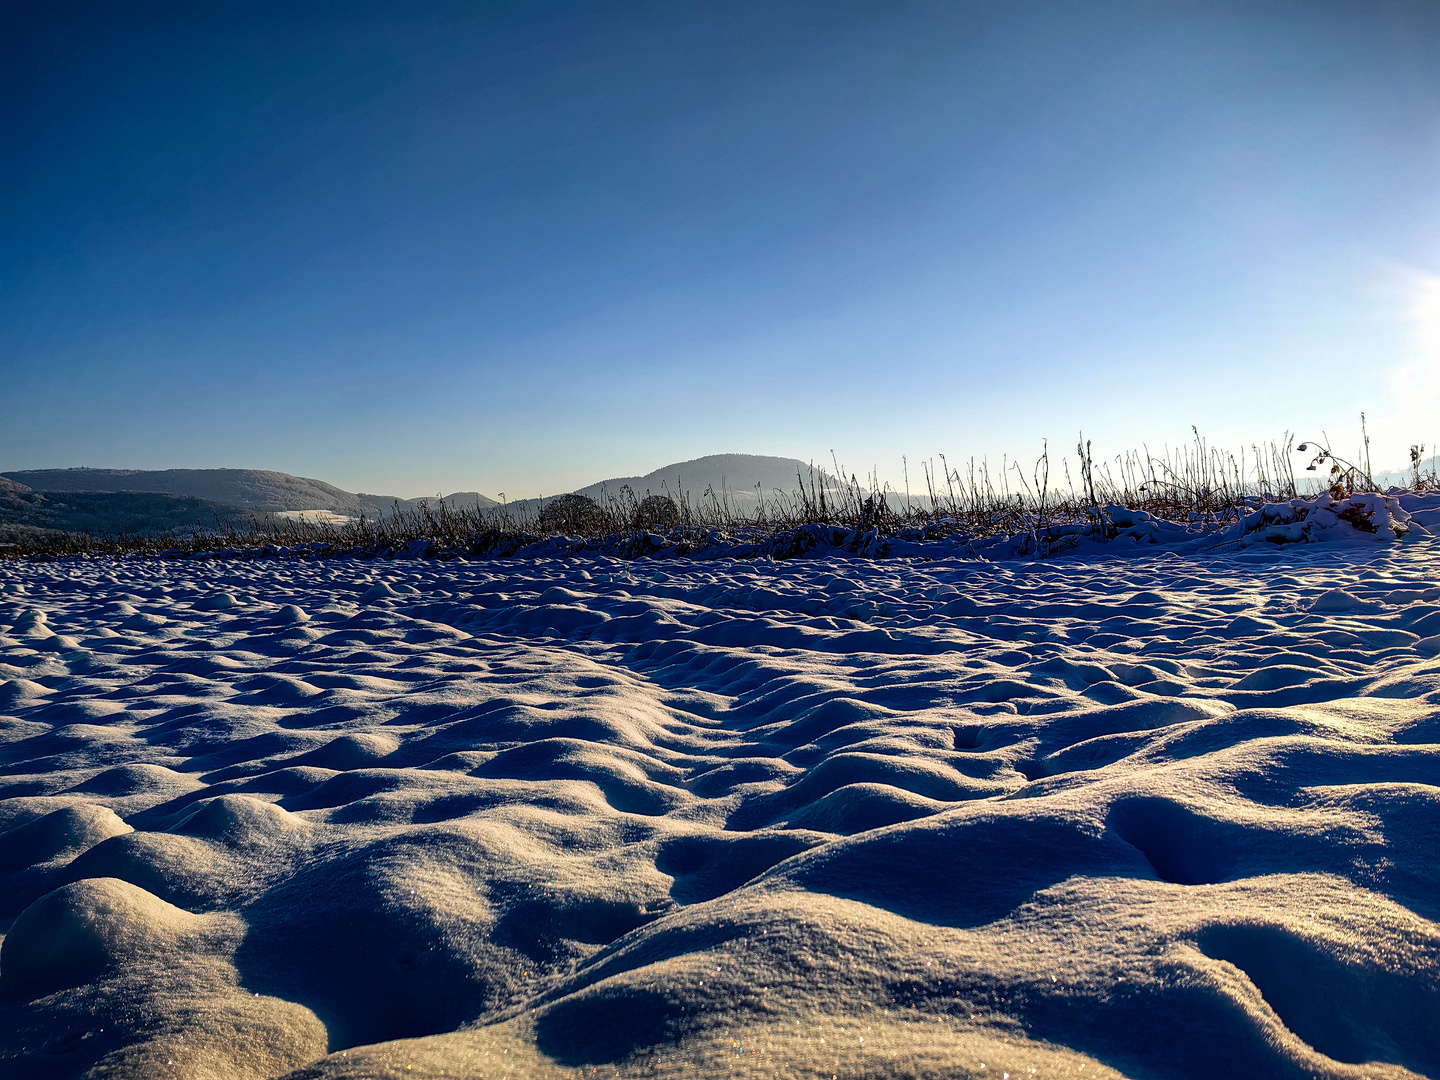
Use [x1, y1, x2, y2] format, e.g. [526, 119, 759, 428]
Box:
[1, 457, 849, 540]
[496, 454, 833, 515]
[0, 475, 262, 544]
[5, 468, 362, 513]
[572, 454, 825, 503]
[1, 468, 499, 518]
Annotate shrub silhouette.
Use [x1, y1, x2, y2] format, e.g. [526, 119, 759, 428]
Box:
[636, 494, 679, 529]
[537, 493, 604, 533]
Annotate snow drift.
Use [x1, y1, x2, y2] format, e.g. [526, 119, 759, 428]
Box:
[2, 531, 1439, 1078]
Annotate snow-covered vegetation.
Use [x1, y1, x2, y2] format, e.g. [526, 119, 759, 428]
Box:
[7, 433, 1438, 565]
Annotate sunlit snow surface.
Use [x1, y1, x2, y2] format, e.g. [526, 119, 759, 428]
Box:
[2, 541, 1439, 1079]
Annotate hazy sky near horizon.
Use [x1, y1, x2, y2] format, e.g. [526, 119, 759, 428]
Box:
[4, 1, 1439, 497]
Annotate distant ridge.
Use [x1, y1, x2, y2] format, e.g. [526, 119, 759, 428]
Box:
[0, 474, 261, 544]
[1, 468, 498, 517]
[570, 454, 824, 504]
[2, 455, 832, 532]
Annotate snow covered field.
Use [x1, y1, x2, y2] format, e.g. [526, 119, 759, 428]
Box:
[3, 537, 1440, 1078]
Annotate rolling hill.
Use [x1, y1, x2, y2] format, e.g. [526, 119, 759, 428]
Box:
[0, 476, 263, 544]
[1, 468, 499, 519]
[570, 453, 825, 503]
[1, 455, 841, 540]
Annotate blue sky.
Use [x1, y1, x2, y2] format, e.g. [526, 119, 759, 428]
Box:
[4, 1, 1438, 497]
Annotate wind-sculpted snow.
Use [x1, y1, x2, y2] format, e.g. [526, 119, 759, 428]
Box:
[2, 545, 1439, 1079]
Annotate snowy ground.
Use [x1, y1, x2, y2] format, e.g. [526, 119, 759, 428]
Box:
[2, 541, 1439, 1079]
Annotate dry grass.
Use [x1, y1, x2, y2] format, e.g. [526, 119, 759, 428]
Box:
[4, 422, 1431, 562]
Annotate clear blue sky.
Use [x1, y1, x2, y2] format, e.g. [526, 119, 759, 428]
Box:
[4, 1, 1438, 497]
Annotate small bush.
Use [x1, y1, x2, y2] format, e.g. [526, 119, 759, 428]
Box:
[637, 494, 679, 529]
[537, 493, 604, 533]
